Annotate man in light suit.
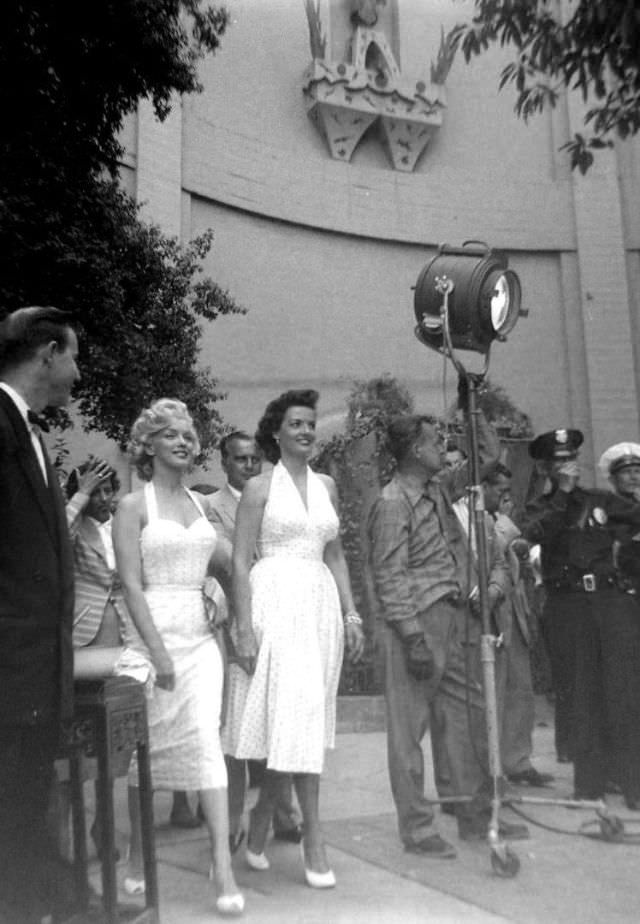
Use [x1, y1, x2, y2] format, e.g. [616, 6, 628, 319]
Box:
[209, 431, 303, 853]
[0, 306, 80, 924]
[65, 458, 126, 648]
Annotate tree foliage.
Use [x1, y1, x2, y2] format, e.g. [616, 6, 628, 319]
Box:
[1, 2, 241, 456]
[2, 0, 229, 176]
[445, 377, 533, 439]
[451, 0, 640, 173]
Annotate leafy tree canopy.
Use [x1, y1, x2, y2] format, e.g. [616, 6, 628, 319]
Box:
[1, 2, 243, 456]
[2, 0, 228, 176]
[451, 0, 640, 173]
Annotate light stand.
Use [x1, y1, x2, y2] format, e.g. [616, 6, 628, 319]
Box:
[412, 247, 626, 876]
[435, 273, 518, 875]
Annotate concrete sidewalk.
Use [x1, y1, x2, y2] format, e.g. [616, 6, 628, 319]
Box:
[90, 697, 640, 923]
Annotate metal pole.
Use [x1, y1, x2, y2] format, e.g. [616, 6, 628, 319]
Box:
[466, 374, 503, 845]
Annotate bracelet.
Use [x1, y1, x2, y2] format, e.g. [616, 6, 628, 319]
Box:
[344, 609, 363, 626]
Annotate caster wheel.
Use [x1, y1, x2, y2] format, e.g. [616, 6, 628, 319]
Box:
[490, 844, 520, 878]
[599, 814, 625, 843]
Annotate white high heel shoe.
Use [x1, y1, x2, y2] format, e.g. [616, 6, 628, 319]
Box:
[300, 843, 336, 889]
[124, 846, 145, 895]
[215, 893, 245, 916]
[208, 865, 245, 916]
[245, 847, 270, 871]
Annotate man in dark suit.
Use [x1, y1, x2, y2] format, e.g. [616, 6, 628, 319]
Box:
[0, 306, 80, 924]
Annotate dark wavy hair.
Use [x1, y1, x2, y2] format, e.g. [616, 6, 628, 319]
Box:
[256, 389, 319, 464]
[0, 306, 74, 374]
[66, 459, 120, 500]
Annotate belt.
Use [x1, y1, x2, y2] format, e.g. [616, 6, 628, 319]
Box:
[546, 573, 616, 594]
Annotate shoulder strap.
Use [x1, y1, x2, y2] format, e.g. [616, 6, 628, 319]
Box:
[144, 481, 158, 521]
[185, 486, 206, 518]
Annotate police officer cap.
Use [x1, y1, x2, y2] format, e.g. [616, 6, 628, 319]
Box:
[598, 442, 640, 477]
[529, 428, 584, 461]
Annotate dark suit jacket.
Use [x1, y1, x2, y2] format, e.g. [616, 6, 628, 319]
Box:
[0, 389, 74, 726]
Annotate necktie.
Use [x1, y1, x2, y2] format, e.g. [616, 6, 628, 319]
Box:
[27, 409, 50, 432]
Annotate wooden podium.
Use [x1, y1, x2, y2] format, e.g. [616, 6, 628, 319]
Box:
[65, 676, 159, 923]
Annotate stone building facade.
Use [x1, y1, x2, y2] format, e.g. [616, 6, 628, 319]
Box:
[70, 0, 640, 486]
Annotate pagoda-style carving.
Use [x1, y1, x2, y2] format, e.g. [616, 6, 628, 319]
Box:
[302, 2, 455, 172]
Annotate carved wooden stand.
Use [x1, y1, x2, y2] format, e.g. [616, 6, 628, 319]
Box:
[64, 676, 159, 923]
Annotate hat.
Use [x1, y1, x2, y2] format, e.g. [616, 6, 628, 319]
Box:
[529, 429, 583, 461]
[598, 442, 640, 477]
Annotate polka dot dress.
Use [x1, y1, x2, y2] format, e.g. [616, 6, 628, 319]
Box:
[235, 463, 344, 774]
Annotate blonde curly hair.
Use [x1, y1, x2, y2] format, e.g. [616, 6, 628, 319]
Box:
[129, 398, 200, 481]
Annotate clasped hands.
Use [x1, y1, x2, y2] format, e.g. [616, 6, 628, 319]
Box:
[233, 619, 365, 676]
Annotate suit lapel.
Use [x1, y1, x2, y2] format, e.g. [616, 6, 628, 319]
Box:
[0, 390, 58, 544]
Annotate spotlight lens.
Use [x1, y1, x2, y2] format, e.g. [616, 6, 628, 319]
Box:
[491, 274, 510, 331]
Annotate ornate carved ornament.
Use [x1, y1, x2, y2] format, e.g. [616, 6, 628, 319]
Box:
[302, 2, 456, 172]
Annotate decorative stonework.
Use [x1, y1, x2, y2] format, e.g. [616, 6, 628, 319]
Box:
[302, 7, 454, 172]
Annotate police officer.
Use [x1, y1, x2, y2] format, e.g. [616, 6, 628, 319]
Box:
[599, 442, 640, 597]
[522, 430, 640, 806]
[599, 442, 640, 503]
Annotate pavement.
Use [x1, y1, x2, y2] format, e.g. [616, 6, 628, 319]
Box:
[85, 696, 640, 924]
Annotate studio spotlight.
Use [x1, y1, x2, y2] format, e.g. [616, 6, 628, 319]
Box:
[413, 241, 525, 354]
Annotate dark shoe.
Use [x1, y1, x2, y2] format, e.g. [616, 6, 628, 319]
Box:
[170, 807, 202, 829]
[508, 767, 555, 787]
[440, 802, 457, 816]
[229, 827, 246, 854]
[567, 791, 604, 807]
[404, 833, 457, 858]
[459, 819, 530, 841]
[273, 823, 304, 844]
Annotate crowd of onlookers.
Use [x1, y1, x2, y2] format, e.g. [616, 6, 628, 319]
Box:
[2, 305, 640, 923]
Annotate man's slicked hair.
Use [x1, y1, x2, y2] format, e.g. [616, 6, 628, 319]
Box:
[386, 414, 440, 463]
[0, 306, 73, 374]
[219, 430, 255, 461]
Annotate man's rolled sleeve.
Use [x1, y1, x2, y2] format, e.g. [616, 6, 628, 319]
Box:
[368, 496, 421, 633]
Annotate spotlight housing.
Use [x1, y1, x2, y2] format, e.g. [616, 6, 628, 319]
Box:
[413, 242, 524, 354]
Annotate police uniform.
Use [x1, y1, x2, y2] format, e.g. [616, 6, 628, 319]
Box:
[599, 442, 640, 485]
[522, 430, 640, 804]
[600, 443, 640, 601]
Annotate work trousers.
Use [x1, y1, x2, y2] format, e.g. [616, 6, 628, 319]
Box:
[382, 598, 489, 846]
[499, 623, 536, 775]
[571, 589, 640, 800]
[541, 591, 582, 760]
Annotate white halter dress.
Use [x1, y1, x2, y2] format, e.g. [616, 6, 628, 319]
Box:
[128, 482, 226, 790]
[235, 462, 344, 774]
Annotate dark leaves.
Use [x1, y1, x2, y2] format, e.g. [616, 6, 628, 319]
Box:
[452, 0, 640, 171]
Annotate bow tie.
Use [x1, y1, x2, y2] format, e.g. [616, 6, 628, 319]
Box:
[27, 410, 50, 433]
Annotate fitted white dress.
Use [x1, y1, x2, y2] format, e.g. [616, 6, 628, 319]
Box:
[235, 462, 344, 774]
[128, 482, 227, 790]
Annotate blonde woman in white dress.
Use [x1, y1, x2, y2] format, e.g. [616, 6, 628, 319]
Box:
[233, 389, 365, 888]
[113, 398, 244, 916]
